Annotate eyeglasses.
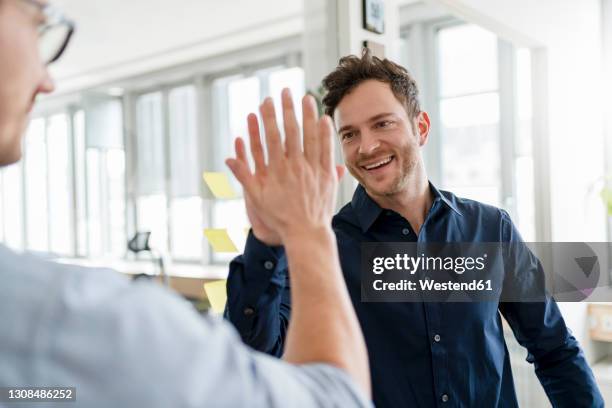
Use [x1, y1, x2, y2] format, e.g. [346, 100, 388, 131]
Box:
[21, 0, 75, 65]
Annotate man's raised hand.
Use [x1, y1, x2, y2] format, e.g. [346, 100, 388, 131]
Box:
[225, 88, 343, 244]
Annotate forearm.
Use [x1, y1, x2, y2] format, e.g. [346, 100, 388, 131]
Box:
[501, 300, 603, 407]
[224, 235, 290, 355]
[281, 226, 371, 397]
[534, 336, 603, 407]
[225, 269, 290, 355]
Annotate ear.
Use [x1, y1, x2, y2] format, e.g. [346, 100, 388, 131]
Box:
[416, 111, 431, 147]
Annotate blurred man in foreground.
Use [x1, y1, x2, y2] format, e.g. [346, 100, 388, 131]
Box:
[0, 0, 371, 406]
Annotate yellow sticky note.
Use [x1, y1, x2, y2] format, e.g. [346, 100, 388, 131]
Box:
[204, 229, 238, 253]
[204, 280, 227, 313]
[203, 172, 237, 199]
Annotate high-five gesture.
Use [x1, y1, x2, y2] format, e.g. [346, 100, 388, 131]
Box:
[225, 89, 371, 398]
[226, 89, 343, 244]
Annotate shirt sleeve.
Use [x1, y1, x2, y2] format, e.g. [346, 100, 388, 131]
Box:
[224, 230, 292, 356]
[497, 210, 604, 408]
[42, 268, 370, 408]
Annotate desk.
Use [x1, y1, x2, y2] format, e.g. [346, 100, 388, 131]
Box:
[55, 258, 228, 302]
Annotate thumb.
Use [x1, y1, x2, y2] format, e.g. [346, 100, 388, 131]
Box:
[335, 165, 346, 180]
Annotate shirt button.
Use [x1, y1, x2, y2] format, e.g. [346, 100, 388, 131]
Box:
[434, 334, 441, 342]
[402, 228, 410, 235]
[441, 394, 449, 403]
[263, 261, 275, 270]
[243, 307, 255, 316]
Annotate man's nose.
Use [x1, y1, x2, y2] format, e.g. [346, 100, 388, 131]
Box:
[38, 67, 56, 94]
[358, 131, 380, 155]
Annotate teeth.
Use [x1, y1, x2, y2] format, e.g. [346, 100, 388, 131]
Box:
[364, 156, 392, 170]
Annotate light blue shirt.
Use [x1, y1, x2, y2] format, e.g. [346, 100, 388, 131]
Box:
[0, 244, 370, 408]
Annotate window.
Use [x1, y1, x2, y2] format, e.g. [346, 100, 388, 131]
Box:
[24, 118, 49, 252]
[0, 162, 24, 250]
[47, 114, 73, 255]
[21, 114, 75, 256]
[83, 98, 126, 258]
[168, 86, 202, 260]
[437, 24, 501, 207]
[513, 49, 535, 241]
[73, 110, 88, 256]
[135, 92, 169, 255]
[85, 148, 126, 257]
[0, 102, 126, 258]
[400, 20, 537, 240]
[132, 86, 202, 261]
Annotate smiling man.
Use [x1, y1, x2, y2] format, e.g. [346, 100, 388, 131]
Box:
[225, 50, 604, 407]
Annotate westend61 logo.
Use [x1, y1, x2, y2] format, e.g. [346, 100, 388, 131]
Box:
[361, 242, 611, 303]
[372, 253, 488, 275]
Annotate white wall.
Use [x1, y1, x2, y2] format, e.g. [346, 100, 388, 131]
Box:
[51, 0, 303, 93]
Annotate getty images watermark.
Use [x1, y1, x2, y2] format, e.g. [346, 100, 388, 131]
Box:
[361, 242, 612, 302]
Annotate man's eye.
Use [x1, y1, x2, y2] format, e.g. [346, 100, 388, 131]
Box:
[376, 120, 392, 128]
[342, 132, 354, 140]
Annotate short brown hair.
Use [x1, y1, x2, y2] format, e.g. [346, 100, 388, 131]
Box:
[321, 48, 421, 119]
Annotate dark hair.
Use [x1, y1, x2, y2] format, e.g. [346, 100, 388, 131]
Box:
[321, 48, 421, 119]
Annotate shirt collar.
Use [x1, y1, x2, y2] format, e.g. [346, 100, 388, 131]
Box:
[350, 182, 462, 233]
[429, 182, 462, 217]
[350, 184, 384, 233]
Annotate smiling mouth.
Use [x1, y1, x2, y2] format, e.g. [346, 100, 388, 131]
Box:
[361, 155, 394, 171]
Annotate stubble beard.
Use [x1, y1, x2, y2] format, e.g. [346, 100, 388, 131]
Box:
[350, 144, 420, 198]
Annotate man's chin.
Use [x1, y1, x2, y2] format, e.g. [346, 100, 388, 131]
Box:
[349, 168, 401, 196]
[0, 126, 25, 167]
[0, 148, 22, 167]
[362, 181, 400, 197]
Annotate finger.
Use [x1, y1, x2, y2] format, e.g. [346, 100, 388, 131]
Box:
[247, 113, 266, 174]
[302, 95, 319, 166]
[281, 88, 301, 157]
[335, 165, 345, 180]
[235, 137, 251, 173]
[259, 98, 283, 165]
[319, 115, 335, 173]
[225, 158, 257, 198]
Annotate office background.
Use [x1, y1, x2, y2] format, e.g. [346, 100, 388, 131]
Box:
[0, 0, 611, 405]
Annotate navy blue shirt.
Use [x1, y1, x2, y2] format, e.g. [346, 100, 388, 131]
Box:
[225, 184, 603, 407]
